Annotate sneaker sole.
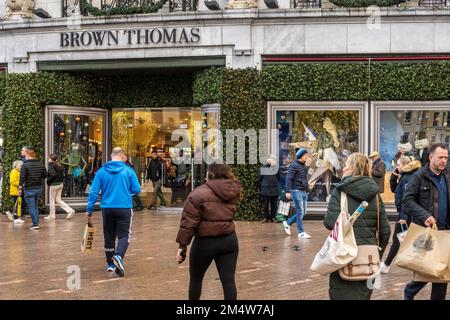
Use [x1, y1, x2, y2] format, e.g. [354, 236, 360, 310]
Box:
[112, 256, 125, 277]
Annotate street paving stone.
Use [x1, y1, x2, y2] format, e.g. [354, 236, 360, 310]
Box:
[1, 211, 448, 300]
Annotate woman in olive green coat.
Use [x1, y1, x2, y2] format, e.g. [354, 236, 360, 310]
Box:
[323, 153, 391, 300]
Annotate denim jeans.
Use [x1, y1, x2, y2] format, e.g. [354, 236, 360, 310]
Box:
[287, 190, 308, 234]
[24, 186, 43, 226]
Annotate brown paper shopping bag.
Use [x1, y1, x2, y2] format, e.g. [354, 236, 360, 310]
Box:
[81, 223, 95, 253]
[395, 223, 450, 278]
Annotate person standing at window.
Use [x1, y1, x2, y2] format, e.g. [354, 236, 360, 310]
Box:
[18, 148, 47, 230]
[369, 151, 386, 193]
[283, 148, 311, 239]
[259, 156, 279, 223]
[45, 154, 75, 220]
[176, 163, 242, 300]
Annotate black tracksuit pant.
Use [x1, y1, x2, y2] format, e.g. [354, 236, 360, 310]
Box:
[102, 208, 133, 264]
[189, 232, 239, 300]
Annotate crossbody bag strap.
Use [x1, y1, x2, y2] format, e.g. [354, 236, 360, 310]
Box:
[376, 194, 380, 248]
[340, 191, 349, 214]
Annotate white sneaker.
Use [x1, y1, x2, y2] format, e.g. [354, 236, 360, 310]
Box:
[44, 215, 54, 220]
[66, 210, 75, 220]
[13, 218, 25, 224]
[298, 232, 311, 239]
[282, 221, 291, 235]
[380, 262, 390, 274]
[5, 211, 15, 221]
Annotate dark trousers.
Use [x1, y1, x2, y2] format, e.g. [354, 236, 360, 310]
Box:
[132, 194, 143, 209]
[262, 195, 278, 220]
[189, 232, 239, 300]
[384, 222, 406, 266]
[404, 281, 448, 300]
[102, 208, 133, 264]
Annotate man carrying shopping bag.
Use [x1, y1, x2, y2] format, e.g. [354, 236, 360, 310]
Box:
[401, 143, 450, 300]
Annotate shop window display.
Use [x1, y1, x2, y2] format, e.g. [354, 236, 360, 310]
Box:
[53, 113, 103, 198]
[277, 110, 360, 202]
[378, 110, 450, 203]
[112, 108, 204, 208]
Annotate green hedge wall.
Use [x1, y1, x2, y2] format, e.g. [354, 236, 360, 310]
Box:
[1, 72, 192, 212]
[3, 61, 450, 219]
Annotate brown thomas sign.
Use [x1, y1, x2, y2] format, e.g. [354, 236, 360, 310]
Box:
[60, 27, 200, 47]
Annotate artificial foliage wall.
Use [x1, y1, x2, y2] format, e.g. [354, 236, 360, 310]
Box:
[0, 72, 193, 212]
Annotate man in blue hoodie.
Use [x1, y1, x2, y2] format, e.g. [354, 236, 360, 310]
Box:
[86, 147, 141, 277]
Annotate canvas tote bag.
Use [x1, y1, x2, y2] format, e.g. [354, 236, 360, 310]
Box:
[338, 195, 381, 281]
[396, 223, 450, 278]
[310, 192, 358, 275]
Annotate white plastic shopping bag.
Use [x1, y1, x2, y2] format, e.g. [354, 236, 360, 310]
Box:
[277, 199, 291, 216]
[310, 192, 358, 275]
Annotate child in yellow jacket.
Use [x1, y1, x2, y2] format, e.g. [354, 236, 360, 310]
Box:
[5, 160, 25, 223]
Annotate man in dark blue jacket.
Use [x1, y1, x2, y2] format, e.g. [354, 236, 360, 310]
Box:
[402, 143, 450, 300]
[282, 148, 311, 239]
[86, 147, 141, 277]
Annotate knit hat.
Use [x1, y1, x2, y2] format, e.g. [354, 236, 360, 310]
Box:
[296, 148, 308, 159]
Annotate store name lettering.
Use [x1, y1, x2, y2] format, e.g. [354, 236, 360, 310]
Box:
[60, 28, 200, 48]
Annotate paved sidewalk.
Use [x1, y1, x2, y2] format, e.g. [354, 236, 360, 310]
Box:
[0, 211, 448, 300]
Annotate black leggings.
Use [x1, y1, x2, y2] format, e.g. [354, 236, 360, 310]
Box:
[384, 222, 408, 266]
[189, 232, 239, 300]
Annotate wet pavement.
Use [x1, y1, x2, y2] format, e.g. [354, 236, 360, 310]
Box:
[1, 210, 448, 300]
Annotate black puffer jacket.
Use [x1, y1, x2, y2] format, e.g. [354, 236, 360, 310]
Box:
[259, 164, 279, 196]
[389, 160, 421, 221]
[47, 162, 65, 186]
[285, 160, 308, 192]
[402, 164, 450, 230]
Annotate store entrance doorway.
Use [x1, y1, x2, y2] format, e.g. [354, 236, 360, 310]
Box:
[111, 106, 219, 210]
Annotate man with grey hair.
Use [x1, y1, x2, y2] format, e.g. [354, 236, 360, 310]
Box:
[86, 147, 141, 277]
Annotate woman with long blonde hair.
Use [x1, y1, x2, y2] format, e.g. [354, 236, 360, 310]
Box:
[323, 153, 391, 300]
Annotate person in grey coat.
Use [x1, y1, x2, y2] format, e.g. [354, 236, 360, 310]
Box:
[259, 157, 279, 223]
[369, 151, 386, 193]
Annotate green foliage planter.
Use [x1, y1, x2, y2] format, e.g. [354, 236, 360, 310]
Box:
[0, 72, 192, 212]
[80, 0, 168, 16]
[329, 0, 406, 7]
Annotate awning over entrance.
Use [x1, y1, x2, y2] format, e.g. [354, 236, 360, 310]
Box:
[36, 56, 226, 72]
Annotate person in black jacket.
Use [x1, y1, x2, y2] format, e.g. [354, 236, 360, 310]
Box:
[45, 154, 75, 221]
[259, 157, 279, 223]
[18, 148, 47, 230]
[402, 143, 450, 300]
[146, 149, 166, 210]
[283, 148, 311, 239]
[380, 156, 421, 274]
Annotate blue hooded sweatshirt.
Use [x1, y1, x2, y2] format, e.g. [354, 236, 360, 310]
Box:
[87, 161, 141, 214]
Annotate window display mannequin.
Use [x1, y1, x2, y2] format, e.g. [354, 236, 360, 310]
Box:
[391, 134, 413, 168]
[414, 131, 429, 167]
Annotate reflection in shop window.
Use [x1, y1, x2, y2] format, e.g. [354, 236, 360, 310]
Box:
[53, 114, 103, 198]
[379, 109, 450, 204]
[277, 110, 360, 202]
